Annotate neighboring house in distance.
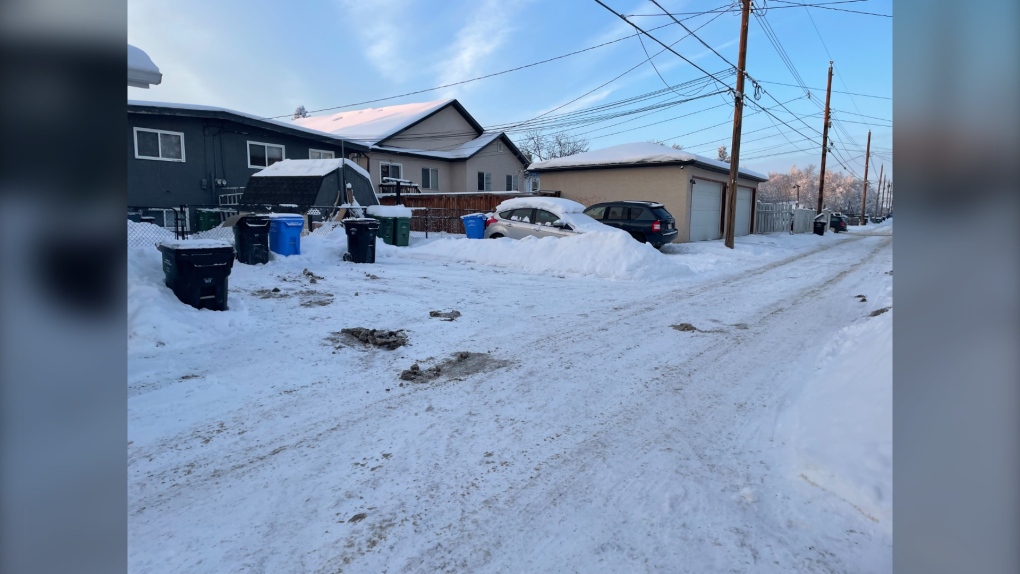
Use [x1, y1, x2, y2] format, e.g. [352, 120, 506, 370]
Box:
[292, 99, 529, 194]
[128, 101, 369, 208]
[128, 44, 162, 89]
[528, 142, 768, 243]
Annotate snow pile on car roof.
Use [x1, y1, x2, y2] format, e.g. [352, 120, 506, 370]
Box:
[399, 232, 691, 281]
[495, 197, 586, 217]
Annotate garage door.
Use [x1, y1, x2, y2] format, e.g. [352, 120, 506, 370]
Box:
[735, 187, 753, 236]
[690, 178, 723, 241]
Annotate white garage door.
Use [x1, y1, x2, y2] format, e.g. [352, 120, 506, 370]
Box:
[690, 178, 723, 242]
[735, 187, 753, 236]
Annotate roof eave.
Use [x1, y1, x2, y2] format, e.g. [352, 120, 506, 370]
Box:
[529, 159, 767, 182]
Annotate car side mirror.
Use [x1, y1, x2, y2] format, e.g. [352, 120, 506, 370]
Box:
[552, 220, 567, 228]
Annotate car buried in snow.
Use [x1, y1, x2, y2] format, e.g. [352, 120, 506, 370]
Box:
[483, 197, 622, 240]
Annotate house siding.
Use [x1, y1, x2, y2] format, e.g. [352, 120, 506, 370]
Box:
[366, 152, 453, 192]
[534, 164, 760, 244]
[465, 138, 527, 192]
[379, 105, 478, 151]
[128, 112, 361, 208]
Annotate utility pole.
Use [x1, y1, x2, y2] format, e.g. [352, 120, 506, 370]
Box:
[794, 184, 801, 207]
[875, 164, 884, 220]
[723, 0, 751, 249]
[859, 130, 871, 225]
[886, 183, 892, 215]
[816, 61, 834, 214]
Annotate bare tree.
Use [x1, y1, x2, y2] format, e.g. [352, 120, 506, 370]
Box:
[515, 129, 588, 163]
[293, 105, 309, 119]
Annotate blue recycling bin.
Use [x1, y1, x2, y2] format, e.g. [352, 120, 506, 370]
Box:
[268, 214, 304, 256]
[461, 213, 486, 239]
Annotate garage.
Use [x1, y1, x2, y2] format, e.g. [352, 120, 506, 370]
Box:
[735, 186, 754, 236]
[690, 178, 724, 242]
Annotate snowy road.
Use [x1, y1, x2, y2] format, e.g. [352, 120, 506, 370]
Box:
[128, 224, 892, 573]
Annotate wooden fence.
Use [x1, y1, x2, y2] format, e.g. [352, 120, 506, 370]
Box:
[755, 202, 816, 234]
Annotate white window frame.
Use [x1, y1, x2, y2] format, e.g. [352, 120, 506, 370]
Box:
[422, 167, 439, 190]
[247, 140, 286, 169]
[380, 161, 403, 181]
[309, 148, 334, 160]
[133, 127, 185, 162]
[506, 174, 519, 191]
[496, 141, 504, 152]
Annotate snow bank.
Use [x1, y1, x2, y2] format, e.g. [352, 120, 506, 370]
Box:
[398, 232, 690, 280]
[495, 196, 585, 216]
[778, 306, 893, 529]
[366, 204, 414, 218]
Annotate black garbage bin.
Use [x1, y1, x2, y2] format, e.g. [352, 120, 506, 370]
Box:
[813, 220, 827, 236]
[342, 218, 380, 263]
[157, 240, 234, 310]
[233, 214, 270, 265]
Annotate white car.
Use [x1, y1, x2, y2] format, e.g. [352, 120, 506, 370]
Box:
[482, 197, 622, 240]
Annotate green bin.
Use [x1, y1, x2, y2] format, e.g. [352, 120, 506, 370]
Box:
[369, 215, 396, 245]
[394, 217, 411, 247]
[196, 209, 221, 232]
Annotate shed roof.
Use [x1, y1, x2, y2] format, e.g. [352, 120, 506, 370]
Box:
[528, 142, 768, 181]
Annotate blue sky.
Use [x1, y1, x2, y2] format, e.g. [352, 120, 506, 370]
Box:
[128, 0, 892, 177]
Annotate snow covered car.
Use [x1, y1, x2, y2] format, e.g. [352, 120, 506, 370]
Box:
[582, 200, 678, 248]
[483, 197, 622, 240]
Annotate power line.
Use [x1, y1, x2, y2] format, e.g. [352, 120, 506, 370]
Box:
[773, 0, 891, 17]
[625, 1, 870, 17]
[755, 79, 890, 99]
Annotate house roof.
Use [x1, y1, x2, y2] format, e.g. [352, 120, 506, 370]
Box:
[372, 132, 529, 166]
[128, 44, 162, 88]
[291, 99, 484, 146]
[127, 100, 371, 153]
[528, 142, 768, 181]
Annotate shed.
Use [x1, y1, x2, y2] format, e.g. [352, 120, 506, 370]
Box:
[244, 159, 378, 214]
[528, 142, 768, 243]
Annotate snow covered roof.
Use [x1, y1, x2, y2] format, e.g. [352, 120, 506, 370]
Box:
[291, 99, 459, 146]
[250, 158, 371, 181]
[528, 142, 768, 181]
[128, 44, 162, 89]
[127, 100, 370, 152]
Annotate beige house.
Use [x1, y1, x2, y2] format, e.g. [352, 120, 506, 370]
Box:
[293, 99, 528, 193]
[528, 142, 768, 243]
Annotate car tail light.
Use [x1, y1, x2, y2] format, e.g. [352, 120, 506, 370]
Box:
[651, 220, 661, 233]
[485, 216, 497, 228]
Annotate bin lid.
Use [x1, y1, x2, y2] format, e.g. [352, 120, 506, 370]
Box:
[157, 239, 232, 250]
[460, 212, 487, 220]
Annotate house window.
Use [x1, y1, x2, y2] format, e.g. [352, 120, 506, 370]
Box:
[477, 171, 492, 191]
[496, 141, 503, 152]
[530, 178, 540, 192]
[309, 149, 334, 160]
[506, 174, 519, 191]
[248, 141, 285, 168]
[133, 128, 185, 162]
[421, 167, 439, 190]
[381, 162, 402, 181]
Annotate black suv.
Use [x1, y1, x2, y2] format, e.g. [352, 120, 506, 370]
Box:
[582, 201, 678, 248]
[829, 214, 849, 232]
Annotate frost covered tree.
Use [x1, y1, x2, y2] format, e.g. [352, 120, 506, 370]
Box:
[293, 105, 309, 119]
[717, 145, 730, 162]
[646, 139, 684, 150]
[515, 129, 589, 163]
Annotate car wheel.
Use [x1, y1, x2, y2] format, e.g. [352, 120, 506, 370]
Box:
[489, 233, 504, 239]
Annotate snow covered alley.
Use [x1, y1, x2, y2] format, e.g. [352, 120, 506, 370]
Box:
[128, 222, 893, 573]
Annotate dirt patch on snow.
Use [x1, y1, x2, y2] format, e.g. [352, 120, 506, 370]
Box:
[333, 328, 409, 350]
[869, 307, 891, 317]
[429, 309, 461, 321]
[253, 287, 288, 299]
[400, 351, 511, 383]
[671, 323, 726, 334]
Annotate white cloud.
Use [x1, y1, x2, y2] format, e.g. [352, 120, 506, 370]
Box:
[339, 0, 416, 83]
[434, 0, 529, 97]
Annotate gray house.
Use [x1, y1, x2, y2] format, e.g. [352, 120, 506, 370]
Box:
[128, 101, 369, 209]
[292, 99, 529, 194]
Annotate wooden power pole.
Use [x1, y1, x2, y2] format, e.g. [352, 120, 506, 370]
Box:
[816, 61, 834, 214]
[875, 164, 884, 219]
[723, 0, 751, 249]
[859, 130, 871, 225]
